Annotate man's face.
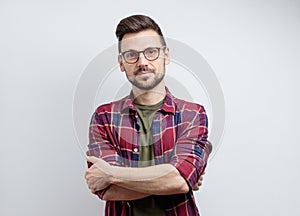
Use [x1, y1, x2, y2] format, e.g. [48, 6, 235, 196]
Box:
[118, 29, 170, 91]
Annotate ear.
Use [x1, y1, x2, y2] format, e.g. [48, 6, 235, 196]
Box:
[118, 55, 125, 72]
[164, 47, 170, 65]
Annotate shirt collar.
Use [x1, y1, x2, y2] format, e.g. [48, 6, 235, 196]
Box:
[121, 87, 176, 114]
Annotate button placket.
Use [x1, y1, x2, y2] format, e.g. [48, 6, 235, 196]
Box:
[132, 111, 140, 161]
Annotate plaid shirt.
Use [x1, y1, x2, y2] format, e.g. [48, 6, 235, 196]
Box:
[87, 87, 212, 216]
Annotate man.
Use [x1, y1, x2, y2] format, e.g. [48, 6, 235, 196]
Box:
[85, 14, 212, 216]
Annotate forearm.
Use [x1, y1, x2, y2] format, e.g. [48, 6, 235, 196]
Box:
[102, 185, 150, 201]
[110, 164, 189, 195]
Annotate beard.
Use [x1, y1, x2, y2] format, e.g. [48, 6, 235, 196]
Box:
[126, 66, 165, 91]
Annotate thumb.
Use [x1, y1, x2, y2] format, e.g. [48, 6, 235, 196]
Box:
[86, 156, 100, 164]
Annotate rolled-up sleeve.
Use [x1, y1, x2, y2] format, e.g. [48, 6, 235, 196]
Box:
[169, 105, 212, 190]
[86, 106, 123, 198]
[87, 107, 123, 166]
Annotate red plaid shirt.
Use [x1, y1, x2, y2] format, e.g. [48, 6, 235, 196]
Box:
[87, 87, 212, 216]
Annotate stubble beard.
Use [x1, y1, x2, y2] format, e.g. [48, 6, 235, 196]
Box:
[126, 66, 165, 91]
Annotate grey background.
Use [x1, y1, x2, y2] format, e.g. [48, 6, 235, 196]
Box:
[1, 0, 299, 215]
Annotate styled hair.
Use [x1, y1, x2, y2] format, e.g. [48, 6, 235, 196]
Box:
[115, 14, 166, 52]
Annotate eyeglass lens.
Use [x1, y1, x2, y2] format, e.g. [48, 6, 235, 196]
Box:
[123, 47, 161, 63]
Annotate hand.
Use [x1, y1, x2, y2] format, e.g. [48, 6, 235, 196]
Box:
[85, 156, 113, 194]
[193, 171, 205, 191]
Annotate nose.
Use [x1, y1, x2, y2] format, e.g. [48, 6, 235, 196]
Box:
[136, 53, 148, 67]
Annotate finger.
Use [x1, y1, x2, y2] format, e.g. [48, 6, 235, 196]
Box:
[85, 171, 92, 182]
[193, 185, 199, 191]
[86, 156, 100, 164]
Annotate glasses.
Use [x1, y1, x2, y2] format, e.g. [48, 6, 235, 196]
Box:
[120, 46, 165, 64]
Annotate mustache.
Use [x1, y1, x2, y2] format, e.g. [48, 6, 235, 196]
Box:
[134, 67, 155, 75]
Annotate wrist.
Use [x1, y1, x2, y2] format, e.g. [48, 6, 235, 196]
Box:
[97, 184, 111, 200]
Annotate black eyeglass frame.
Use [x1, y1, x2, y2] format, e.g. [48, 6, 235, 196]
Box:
[119, 46, 166, 64]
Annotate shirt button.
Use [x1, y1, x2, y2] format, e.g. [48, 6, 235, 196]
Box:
[133, 148, 138, 153]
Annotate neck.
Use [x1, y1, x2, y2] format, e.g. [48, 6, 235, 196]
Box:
[132, 82, 166, 105]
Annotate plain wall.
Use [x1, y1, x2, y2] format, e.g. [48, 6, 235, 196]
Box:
[1, 0, 299, 215]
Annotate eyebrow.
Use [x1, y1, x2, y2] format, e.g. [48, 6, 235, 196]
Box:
[122, 46, 161, 53]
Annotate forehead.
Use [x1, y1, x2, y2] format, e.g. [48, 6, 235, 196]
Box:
[121, 29, 162, 51]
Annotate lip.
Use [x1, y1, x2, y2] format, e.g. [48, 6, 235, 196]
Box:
[136, 71, 153, 76]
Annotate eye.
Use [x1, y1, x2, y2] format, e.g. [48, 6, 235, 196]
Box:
[124, 51, 138, 59]
[145, 48, 158, 57]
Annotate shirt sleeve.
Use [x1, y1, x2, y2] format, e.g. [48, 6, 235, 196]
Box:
[169, 105, 212, 190]
[86, 107, 123, 198]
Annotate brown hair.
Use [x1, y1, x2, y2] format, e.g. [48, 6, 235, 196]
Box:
[115, 14, 166, 52]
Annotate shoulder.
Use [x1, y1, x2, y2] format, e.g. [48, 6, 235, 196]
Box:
[91, 96, 128, 124]
[172, 97, 206, 114]
[171, 96, 209, 128]
[94, 95, 128, 115]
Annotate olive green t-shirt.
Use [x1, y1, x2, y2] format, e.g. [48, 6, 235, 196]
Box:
[132, 99, 165, 216]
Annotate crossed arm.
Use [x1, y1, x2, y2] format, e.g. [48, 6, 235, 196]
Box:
[86, 105, 210, 201]
[85, 157, 195, 201]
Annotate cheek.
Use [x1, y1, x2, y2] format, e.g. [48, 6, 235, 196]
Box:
[155, 60, 166, 70]
[123, 65, 136, 75]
